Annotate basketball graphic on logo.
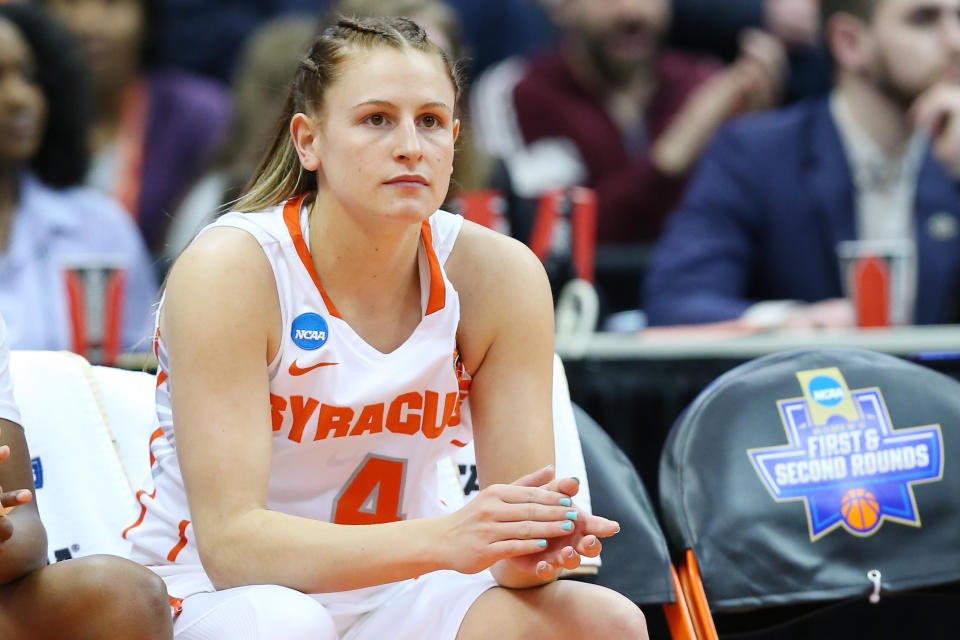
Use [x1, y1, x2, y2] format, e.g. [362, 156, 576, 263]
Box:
[841, 488, 880, 532]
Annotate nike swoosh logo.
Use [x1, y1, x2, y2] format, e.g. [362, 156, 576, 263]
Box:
[289, 361, 339, 376]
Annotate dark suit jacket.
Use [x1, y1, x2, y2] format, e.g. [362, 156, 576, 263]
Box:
[644, 97, 960, 326]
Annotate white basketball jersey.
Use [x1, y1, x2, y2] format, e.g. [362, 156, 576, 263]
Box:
[125, 195, 473, 607]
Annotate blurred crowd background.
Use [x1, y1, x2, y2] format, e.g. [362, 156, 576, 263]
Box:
[1, 0, 958, 355]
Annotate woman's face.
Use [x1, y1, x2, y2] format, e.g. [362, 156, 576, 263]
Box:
[306, 47, 459, 226]
[0, 18, 46, 165]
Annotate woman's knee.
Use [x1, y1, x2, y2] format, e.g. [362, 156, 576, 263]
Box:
[596, 592, 647, 640]
[178, 584, 337, 640]
[248, 586, 337, 640]
[551, 581, 648, 640]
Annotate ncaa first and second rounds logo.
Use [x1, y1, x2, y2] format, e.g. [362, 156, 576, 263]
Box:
[749, 367, 944, 541]
[291, 312, 329, 350]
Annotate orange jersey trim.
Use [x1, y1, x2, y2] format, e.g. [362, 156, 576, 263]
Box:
[282, 194, 342, 319]
[122, 428, 164, 539]
[167, 520, 190, 562]
[420, 220, 446, 315]
[282, 195, 446, 319]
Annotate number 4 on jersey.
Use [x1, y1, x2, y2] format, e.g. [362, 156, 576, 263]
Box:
[333, 455, 407, 524]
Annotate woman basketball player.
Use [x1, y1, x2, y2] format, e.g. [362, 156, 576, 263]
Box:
[125, 16, 647, 640]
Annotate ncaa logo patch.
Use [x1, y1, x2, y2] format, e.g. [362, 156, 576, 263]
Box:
[748, 367, 944, 541]
[291, 313, 329, 350]
[808, 375, 844, 407]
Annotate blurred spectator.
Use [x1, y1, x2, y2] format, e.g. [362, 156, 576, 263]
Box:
[645, 0, 960, 328]
[153, 0, 330, 83]
[151, 0, 552, 85]
[667, 0, 831, 102]
[0, 3, 156, 351]
[669, 0, 832, 102]
[41, 0, 231, 257]
[471, 0, 787, 246]
[445, 0, 556, 78]
[164, 14, 316, 263]
[671, 0, 819, 59]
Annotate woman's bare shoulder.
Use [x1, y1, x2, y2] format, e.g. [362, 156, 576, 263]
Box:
[446, 220, 553, 370]
[161, 226, 280, 339]
[446, 220, 548, 296]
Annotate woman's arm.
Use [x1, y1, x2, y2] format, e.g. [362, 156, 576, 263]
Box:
[449, 222, 619, 588]
[162, 227, 574, 592]
[0, 420, 48, 585]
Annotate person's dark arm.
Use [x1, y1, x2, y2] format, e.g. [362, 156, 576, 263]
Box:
[0, 418, 47, 585]
[643, 124, 763, 325]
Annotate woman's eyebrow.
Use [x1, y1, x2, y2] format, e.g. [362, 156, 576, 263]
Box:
[420, 101, 452, 113]
[351, 99, 451, 112]
[352, 99, 395, 109]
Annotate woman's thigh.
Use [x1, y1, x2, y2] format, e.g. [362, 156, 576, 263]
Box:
[174, 583, 338, 640]
[457, 579, 648, 640]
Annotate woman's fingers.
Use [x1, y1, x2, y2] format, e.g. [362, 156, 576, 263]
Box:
[497, 501, 580, 525]
[558, 545, 582, 571]
[539, 475, 581, 498]
[577, 535, 603, 558]
[536, 560, 555, 581]
[497, 518, 578, 542]
[582, 512, 620, 538]
[494, 484, 574, 507]
[510, 465, 556, 488]
[487, 538, 557, 561]
[0, 444, 9, 464]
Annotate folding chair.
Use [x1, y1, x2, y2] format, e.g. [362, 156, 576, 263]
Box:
[572, 403, 698, 640]
[659, 348, 960, 639]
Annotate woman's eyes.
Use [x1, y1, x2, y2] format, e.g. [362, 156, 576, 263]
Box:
[420, 114, 441, 129]
[362, 113, 445, 128]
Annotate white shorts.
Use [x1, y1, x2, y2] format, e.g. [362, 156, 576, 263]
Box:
[159, 566, 498, 640]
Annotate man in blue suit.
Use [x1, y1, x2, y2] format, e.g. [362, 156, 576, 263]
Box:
[645, 0, 960, 327]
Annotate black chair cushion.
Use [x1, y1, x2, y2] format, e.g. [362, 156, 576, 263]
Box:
[572, 404, 675, 604]
[659, 348, 960, 610]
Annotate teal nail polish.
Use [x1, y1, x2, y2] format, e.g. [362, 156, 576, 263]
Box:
[571, 477, 580, 484]
[537, 539, 547, 547]
[559, 497, 572, 507]
[615, 525, 621, 534]
[561, 520, 573, 531]
[588, 538, 597, 547]
[566, 511, 578, 521]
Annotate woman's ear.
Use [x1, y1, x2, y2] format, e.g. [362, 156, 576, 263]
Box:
[290, 113, 322, 171]
[452, 118, 460, 144]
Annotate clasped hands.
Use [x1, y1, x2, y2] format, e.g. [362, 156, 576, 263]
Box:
[441, 465, 618, 583]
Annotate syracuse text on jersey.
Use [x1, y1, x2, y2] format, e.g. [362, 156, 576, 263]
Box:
[269, 389, 463, 443]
